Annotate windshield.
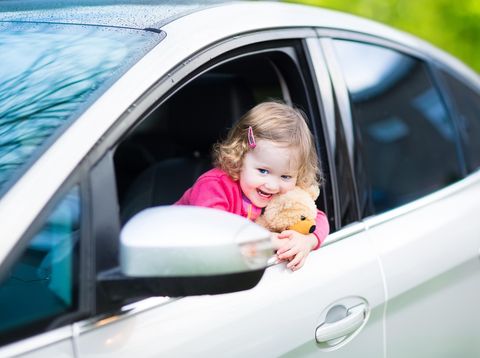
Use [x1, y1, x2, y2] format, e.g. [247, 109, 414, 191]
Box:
[0, 22, 162, 197]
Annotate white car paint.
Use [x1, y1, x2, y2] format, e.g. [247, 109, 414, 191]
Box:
[366, 170, 480, 357]
[0, 327, 74, 357]
[75, 226, 386, 357]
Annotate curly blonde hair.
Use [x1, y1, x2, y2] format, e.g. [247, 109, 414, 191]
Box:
[213, 101, 322, 189]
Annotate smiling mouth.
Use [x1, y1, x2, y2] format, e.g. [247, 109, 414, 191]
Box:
[257, 189, 273, 199]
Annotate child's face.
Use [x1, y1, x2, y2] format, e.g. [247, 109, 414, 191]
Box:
[239, 140, 299, 208]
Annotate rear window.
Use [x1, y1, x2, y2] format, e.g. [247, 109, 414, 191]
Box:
[332, 40, 462, 214]
[0, 22, 162, 197]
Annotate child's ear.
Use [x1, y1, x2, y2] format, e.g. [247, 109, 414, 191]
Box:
[304, 185, 320, 200]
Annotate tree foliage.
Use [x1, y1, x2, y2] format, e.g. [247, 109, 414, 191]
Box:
[287, 0, 480, 73]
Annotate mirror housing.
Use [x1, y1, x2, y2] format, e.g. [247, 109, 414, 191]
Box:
[99, 206, 273, 299]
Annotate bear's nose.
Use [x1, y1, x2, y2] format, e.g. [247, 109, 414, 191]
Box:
[301, 215, 306, 221]
[309, 225, 316, 233]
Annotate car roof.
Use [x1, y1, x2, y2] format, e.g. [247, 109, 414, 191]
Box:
[0, 0, 227, 29]
[0, 2, 469, 58]
[0, 1, 472, 60]
[0, 0, 436, 50]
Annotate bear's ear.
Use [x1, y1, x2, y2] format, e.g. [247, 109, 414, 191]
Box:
[304, 185, 320, 200]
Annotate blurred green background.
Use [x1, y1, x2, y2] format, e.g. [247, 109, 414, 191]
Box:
[286, 0, 480, 73]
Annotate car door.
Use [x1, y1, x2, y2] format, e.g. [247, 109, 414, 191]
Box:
[77, 228, 384, 357]
[73, 31, 387, 356]
[327, 37, 480, 357]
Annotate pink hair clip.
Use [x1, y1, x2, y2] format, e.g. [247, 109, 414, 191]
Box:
[247, 126, 256, 149]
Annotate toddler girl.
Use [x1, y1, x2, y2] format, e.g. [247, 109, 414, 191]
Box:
[176, 101, 329, 270]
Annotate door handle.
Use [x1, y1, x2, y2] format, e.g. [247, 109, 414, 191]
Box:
[315, 303, 366, 343]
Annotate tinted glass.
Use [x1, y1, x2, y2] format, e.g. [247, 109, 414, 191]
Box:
[0, 186, 80, 344]
[438, 71, 480, 172]
[332, 104, 361, 226]
[333, 40, 462, 214]
[0, 22, 161, 197]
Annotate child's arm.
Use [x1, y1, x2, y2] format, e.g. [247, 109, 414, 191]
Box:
[177, 177, 233, 211]
[275, 210, 330, 271]
[312, 209, 330, 249]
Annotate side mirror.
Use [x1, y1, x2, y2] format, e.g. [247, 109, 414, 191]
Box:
[99, 206, 274, 299]
[121, 205, 273, 276]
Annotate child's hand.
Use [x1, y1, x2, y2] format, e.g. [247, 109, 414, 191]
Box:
[275, 230, 317, 271]
[269, 232, 285, 251]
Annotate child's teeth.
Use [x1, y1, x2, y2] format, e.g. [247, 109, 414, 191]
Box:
[258, 189, 271, 197]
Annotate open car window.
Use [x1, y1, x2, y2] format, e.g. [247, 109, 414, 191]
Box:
[113, 42, 327, 225]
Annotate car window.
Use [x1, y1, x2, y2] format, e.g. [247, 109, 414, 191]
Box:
[437, 71, 480, 173]
[0, 22, 162, 199]
[332, 40, 462, 214]
[0, 186, 81, 345]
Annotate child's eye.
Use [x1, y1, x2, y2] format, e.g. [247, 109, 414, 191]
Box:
[281, 175, 292, 180]
[258, 168, 268, 174]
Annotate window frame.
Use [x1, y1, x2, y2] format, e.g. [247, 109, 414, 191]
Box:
[77, 30, 337, 316]
[317, 37, 363, 228]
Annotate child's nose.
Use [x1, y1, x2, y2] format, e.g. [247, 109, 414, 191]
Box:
[264, 178, 279, 192]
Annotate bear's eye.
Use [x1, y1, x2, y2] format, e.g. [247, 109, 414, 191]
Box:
[300, 215, 306, 221]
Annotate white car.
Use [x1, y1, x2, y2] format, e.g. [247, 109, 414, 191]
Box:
[1, 1, 479, 357]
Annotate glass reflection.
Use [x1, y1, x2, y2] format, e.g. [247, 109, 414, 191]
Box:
[438, 71, 480, 172]
[0, 23, 159, 196]
[333, 40, 461, 214]
[0, 186, 80, 340]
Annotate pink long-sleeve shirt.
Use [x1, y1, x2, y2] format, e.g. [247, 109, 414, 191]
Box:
[176, 168, 329, 249]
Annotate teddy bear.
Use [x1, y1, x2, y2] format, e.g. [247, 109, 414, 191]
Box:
[255, 185, 320, 235]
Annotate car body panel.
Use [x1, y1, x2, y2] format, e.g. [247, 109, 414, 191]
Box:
[365, 171, 480, 357]
[0, 326, 74, 357]
[76, 226, 385, 357]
